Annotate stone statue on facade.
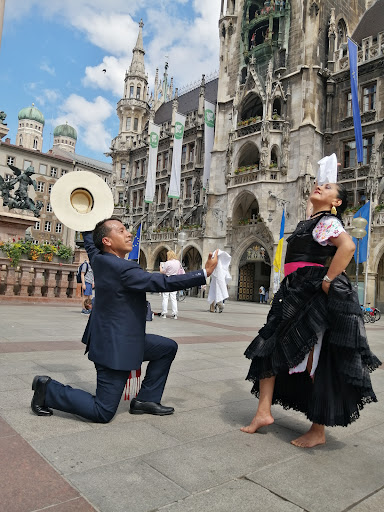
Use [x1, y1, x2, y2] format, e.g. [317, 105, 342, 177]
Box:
[0, 165, 43, 217]
[0, 111, 7, 125]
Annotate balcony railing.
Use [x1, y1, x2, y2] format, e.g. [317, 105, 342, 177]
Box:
[0, 256, 78, 300]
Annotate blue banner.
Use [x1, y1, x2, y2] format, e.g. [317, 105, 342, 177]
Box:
[352, 202, 370, 264]
[128, 224, 141, 261]
[348, 38, 363, 164]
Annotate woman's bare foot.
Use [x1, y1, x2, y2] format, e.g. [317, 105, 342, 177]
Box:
[240, 413, 274, 434]
[291, 424, 326, 448]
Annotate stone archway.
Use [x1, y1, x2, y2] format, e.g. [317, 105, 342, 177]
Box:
[182, 245, 203, 296]
[237, 242, 271, 302]
[139, 249, 147, 270]
[154, 248, 169, 271]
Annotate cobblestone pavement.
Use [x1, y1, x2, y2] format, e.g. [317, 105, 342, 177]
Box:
[0, 296, 383, 512]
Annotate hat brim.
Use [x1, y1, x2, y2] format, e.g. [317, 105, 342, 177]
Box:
[50, 171, 114, 231]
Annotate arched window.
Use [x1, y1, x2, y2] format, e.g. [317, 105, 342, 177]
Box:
[272, 99, 282, 118]
[240, 93, 263, 121]
[33, 138, 38, 149]
[337, 19, 347, 49]
[136, 86, 141, 100]
[270, 146, 279, 167]
[237, 142, 260, 169]
[19, 135, 23, 146]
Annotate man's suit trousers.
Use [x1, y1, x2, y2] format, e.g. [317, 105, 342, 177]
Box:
[45, 334, 177, 423]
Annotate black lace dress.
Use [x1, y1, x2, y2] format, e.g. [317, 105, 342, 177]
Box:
[244, 214, 381, 427]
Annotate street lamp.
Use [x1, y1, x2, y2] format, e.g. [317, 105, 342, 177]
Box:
[177, 231, 187, 268]
[350, 217, 368, 291]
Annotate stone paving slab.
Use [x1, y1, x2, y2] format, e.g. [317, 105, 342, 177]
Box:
[32, 420, 181, 475]
[142, 427, 302, 493]
[68, 458, 189, 512]
[158, 478, 305, 512]
[247, 439, 384, 512]
[0, 418, 96, 512]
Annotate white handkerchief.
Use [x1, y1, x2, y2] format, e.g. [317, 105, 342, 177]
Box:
[317, 153, 338, 185]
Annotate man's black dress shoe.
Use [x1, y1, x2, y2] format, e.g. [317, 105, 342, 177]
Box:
[31, 375, 53, 416]
[129, 398, 174, 416]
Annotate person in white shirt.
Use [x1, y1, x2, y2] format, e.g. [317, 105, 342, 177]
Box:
[159, 251, 184, 319]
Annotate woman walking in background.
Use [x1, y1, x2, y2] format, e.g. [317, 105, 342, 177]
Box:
[160, 250, 185, 320]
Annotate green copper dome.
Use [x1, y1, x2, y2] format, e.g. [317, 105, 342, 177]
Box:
[18, 104, 45, 125]
[53, 122, 77, 140]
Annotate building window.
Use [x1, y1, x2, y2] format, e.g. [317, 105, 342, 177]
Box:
[138, 189, 143, 205]
[46, 202, 53, 212]
[19, 135, 23, 146]
[186, 178, 192, 198]
[50, 167, 57, 177]
[126, 117, 131, 130]
[39, 164, 47, 175]
[362, 84, 376, 112]
[55, 222, 62, 234]
[33, 138, 38, 149]
[164, 151, 169, 170]
[363, 135, 374, 165]
[157, 153, 162, 171]
[118, 192, 124, 205]
[346, 92, 352, 117]
[133, 118, 139, 131]
[181, 145, 187, 164]
[130, 85, 134, 98]
[133, 191, 137, 208]
[121, 163, 126, 179]
[37, 181, 45, 192]
[48, 184, 53, 194]
[189, 143, 195, 162]
[34, 221, 40, 230]
[7, 156, 15, 166]
[135, 161, 140, 177]
[136, 86, 141, 99]
[23, 160, 32, 170]
[61, 169, 67, 176]
[343, 140, 356, 168]
[160, 184, 166, 203]
[44, 221, 51, 232]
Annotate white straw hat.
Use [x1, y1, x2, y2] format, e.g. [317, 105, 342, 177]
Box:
[50, 171, 114, 231]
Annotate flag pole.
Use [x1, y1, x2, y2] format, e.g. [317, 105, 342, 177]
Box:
[137, 224, 142, 264]
[363, 198, 372, 305]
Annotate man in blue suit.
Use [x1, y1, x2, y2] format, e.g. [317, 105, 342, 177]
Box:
[31, 217, 218, 423]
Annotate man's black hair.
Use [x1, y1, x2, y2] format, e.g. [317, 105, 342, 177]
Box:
[93, 217, 122, 250]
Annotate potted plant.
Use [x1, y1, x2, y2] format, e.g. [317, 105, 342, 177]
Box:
[2, 239, 24, 267]
[41, 243, 57, 262]
[56, 241, 73, 262]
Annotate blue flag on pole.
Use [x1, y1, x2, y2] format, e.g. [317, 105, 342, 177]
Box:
[352, 202, 370, 264]
[348, 38, 363, 164]
[128, 224, 141, 261]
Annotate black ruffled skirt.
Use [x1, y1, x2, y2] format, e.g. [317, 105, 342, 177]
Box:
[245, 266, 381, 427]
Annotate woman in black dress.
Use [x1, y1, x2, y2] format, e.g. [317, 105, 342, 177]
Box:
[241, 182, 381, 447]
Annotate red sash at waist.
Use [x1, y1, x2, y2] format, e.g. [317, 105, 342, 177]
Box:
[284, 261, 324, 277]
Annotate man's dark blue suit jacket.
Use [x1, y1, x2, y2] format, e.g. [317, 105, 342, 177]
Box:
[81, 232, 206, 371]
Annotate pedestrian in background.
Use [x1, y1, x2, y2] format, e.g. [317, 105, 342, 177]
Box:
[160, 250, 185, 319]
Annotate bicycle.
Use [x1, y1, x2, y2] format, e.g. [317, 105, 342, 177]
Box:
[176, 290, 186, 302]
[366, 303, 381, 322]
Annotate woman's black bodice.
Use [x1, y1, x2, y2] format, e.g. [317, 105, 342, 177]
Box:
[285, 213, 337, 265]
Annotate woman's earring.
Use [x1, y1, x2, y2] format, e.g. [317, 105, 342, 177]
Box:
[331, 205, 337, 215]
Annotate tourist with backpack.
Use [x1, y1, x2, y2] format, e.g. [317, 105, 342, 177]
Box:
[78, 259, 94, 315]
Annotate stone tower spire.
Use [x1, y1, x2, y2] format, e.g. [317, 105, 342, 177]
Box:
[129, 19, 145, 77]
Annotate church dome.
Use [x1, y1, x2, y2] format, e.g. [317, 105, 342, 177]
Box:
[53, 122, 77, 140]
[18, 104, 45, 126]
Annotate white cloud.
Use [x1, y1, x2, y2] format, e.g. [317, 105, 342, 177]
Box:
[83, 55, 131, 97]
[40, 61, 55, 76]
[36, 89, 61, 106]
[54, 95, 114, 152]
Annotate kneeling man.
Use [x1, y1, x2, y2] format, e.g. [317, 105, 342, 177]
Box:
[31, 218, 217, 423]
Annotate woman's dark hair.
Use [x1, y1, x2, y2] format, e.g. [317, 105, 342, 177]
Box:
[93, 217, 122, 250]
[336, 183, 348, 218]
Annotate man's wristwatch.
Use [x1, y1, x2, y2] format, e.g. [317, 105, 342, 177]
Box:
[323, 275, 332, 283]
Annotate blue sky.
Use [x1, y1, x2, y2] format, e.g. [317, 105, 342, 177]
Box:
[1, 0, 220, 162]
